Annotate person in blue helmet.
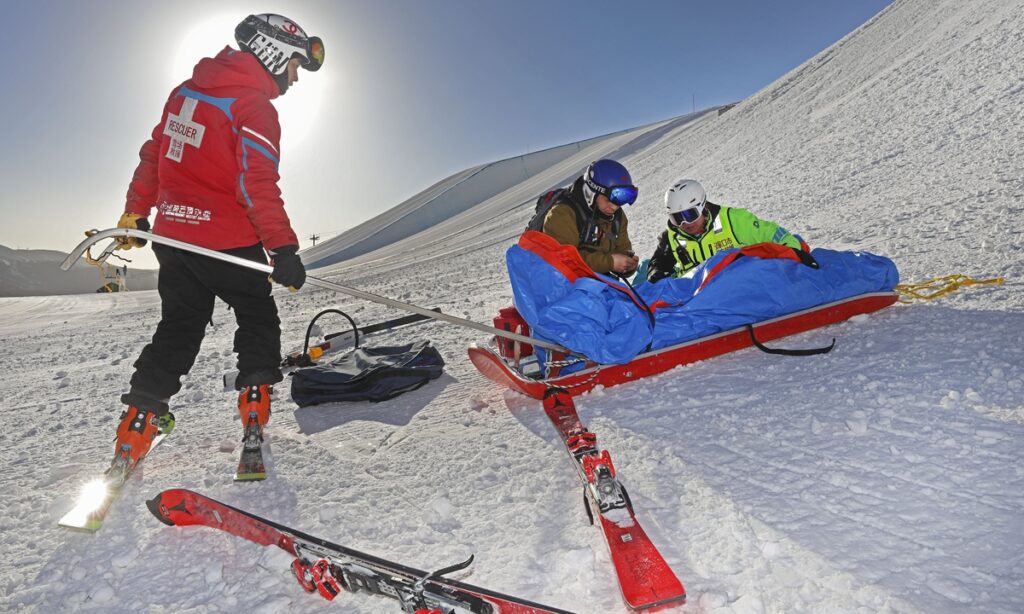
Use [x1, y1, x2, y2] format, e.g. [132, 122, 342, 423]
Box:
[526, 159, 640, 276]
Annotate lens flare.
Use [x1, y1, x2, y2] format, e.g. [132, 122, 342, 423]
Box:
[61, 479, 112, 529]
[79, 479, 111, 510]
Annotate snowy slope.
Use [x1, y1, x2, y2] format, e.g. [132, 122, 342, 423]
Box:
[2, 0, 1022, 612]
[299, 110, 710, 270]
[0, 245, 157, 297]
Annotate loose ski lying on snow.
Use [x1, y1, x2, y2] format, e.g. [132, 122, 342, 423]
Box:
[470, 292, 898, 399]
[58, 432, 171, 532]
[222, 310, 442, 391]
[541, 389, 685, 611]
[147, 489, 575, 614]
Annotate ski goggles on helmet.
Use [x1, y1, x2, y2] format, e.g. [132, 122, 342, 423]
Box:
[606, 185, 639, 206]
[669, 200, 706, 226]
[303, 37, 325, 72]
[585, 178, 639, 206]
[237, 14, 324, 74]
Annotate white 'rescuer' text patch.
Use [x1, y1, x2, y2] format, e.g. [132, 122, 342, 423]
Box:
[163, 97, 205, 163]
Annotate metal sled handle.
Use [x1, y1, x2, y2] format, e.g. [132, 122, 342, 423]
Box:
[62, 228, 570, 353]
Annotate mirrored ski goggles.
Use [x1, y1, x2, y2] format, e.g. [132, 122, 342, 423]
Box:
[669, 202, 705, 226]
[598, 184, 639, 206]
[301, 36, 325, 71]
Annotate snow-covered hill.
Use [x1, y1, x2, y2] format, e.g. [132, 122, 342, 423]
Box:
[0, 244, 157, 297]
[299, 110, 711, 269]
[1, 0, 1021, 612]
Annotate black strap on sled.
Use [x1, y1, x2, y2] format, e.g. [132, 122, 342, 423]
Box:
[746, 324, 835, 356]
[302, 309, 359, 365]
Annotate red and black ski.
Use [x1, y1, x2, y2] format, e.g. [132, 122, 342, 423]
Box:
[542, 389, 685, 611]
[147, 488, 574, 614]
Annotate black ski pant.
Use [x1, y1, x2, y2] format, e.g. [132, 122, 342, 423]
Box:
[124, 243, 282, 414]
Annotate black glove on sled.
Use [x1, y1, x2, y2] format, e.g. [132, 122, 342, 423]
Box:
[792, 248, 819, 269]
[269, 245, 306, 291]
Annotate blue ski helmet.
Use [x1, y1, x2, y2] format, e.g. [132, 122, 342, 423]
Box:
[581, 159, 638, 208]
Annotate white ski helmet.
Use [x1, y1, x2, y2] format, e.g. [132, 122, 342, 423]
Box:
[665, 179, 706, 226]
[235, 14, 324, 94]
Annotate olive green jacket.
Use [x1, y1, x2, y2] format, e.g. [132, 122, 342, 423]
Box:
[543, 202, 633, 274]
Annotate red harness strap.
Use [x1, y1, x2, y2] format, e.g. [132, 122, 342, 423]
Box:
[697, 243, 810, 293]
[518, 231, 650, 313]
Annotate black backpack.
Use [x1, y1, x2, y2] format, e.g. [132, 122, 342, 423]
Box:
[526, 188, 571, 232]
[525, 187, 620, 247]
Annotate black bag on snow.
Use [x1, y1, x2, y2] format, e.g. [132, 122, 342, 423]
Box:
[290, 341, 445, 406]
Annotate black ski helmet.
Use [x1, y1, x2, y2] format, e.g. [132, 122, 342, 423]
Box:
[235, 14, 324, 95]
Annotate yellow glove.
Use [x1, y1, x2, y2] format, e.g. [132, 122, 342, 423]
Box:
[115, 213, 151, 250]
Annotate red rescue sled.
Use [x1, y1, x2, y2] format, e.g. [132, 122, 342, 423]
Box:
[469, 291, 898, 399]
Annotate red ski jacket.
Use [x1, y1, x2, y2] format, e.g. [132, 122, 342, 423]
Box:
[124, 47, 298, 251]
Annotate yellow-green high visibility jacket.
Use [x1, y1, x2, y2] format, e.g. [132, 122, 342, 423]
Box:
[645, 203, 801, 282]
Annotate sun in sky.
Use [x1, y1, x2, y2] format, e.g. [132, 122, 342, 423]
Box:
[170, 13, 327, 151]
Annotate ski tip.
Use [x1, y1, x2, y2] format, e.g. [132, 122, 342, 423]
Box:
[146, 493, 177, 526]
[233, 472, 268, 482]
[57, 518, 104, 533]
[57, 478, 122, 533]
[541, 386, 573, 408]
[542, 386, 567, 400]
[626, 592, 686, 612]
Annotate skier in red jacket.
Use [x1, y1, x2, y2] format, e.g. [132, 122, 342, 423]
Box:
[111, 14, 324, 474]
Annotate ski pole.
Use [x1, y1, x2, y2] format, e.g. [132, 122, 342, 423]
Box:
[63, 228, 571, 354]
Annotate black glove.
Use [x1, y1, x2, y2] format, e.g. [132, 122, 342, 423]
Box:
[269, 245, 306, 291]
[792, 248, 819, 269]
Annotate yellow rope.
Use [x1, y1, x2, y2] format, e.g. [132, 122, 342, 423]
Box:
[84, 246, 115, 289]
[895, 274, 1004, 303]
[82, 229, 127, 292]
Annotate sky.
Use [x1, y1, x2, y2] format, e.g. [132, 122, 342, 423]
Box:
[0, 0, 892, 269]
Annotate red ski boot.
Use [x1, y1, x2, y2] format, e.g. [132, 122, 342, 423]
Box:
[112, 406, 161, 471]
[238, 384, 272, 427]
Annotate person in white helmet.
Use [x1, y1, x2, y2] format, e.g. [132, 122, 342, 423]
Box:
[644, 179, 805, 283]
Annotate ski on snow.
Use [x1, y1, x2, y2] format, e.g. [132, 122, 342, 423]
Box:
[234, 415, 267, 481]
[58, 431, 171, 532]
[541, 388, 685, 611]
[147, 488, 574, 614]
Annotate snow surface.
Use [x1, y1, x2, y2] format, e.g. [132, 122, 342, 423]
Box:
[2, 0, 1023, 612]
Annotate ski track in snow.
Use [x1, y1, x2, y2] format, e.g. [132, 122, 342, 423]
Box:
[2, 0, 1024, 612]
